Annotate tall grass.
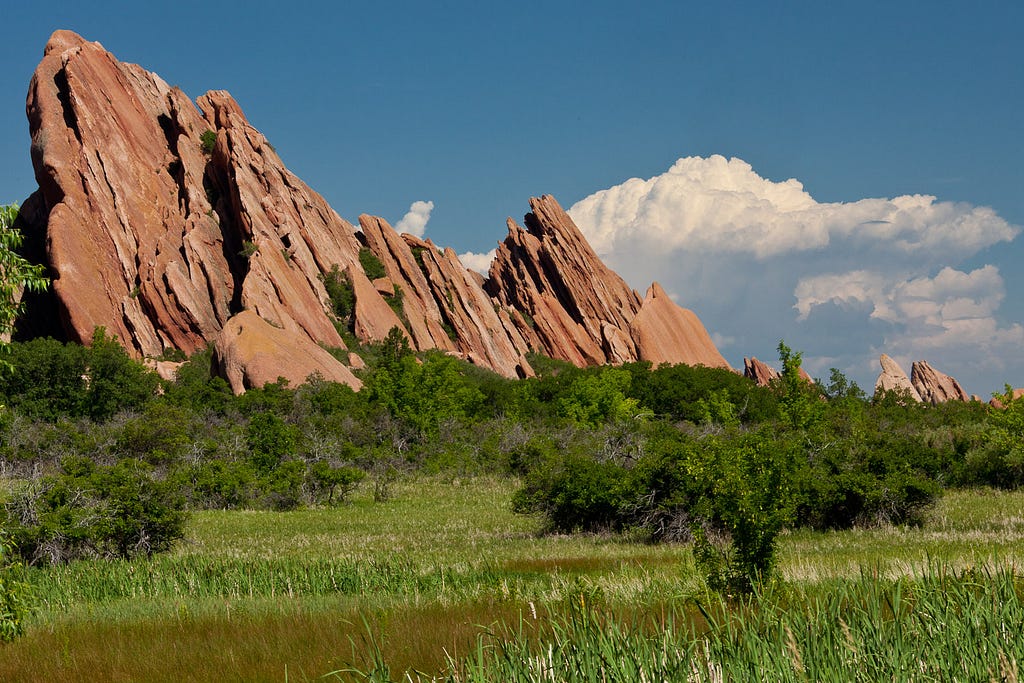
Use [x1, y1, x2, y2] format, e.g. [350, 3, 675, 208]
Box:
[335, 565, 1024, 682]
[4, 482, 1024, 681]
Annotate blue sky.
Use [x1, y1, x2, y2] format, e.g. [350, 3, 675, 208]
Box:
[2, 1, 1022, 395]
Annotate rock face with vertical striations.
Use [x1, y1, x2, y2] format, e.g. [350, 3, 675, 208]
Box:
[911, 361, 969, 404]
[744, 357, 780, 386]
[485, 196, 730, 370]
[18, 31, 731, 391]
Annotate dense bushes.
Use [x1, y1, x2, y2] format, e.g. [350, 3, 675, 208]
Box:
[0, 331, 1019, 590]
[2, 457, 186, 565]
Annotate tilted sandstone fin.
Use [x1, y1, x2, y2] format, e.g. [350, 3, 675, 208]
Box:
[486, 196, 728, 370]
[629, 283, 730, 369]
[875, 354, 922, 401]
[910, 360, 968, 404]
[21, 31, 731, 389]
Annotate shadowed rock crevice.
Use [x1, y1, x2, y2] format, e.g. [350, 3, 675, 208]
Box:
[52, 69, 82, 144]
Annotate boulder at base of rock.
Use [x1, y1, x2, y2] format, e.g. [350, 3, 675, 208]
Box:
[875, 354, 922, 402]
[213, 311, 361, 394]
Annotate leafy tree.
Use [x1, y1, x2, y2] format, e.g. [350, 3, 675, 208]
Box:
[776, 340, 822, 431]
[557, 367, 642, 427]
[84, 328, 162, 420]
[246, 412, 298, 474]
[3, 457, 187, 564]
[0, 531, 28, 642]
[358, 247, 387, 280]
[0, 204, 48, 371]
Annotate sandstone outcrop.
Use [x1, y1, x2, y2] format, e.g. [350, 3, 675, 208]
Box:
[485, 196, 730, 370]
[744, 357, 779, 387]
[18, 31, 731, 390]
[875, 354, 921, 401]
[911, 361, 969, 404]
[630, 283, 729, 368]
[212, 311, 361, 394]
[743, 356, 814, 387]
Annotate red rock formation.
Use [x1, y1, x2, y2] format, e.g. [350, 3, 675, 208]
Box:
[213, 311, 361, 394]
[486, 196, 729, 369]
[629, 283, 730, 368]
[20, 31, 731, 389]
[743, 356, 814, 387]
[744, 357, 779, 387]
[911, 361, 969, 404]
[27, 31, 232, 356]
[875, 354, 921, 401]
[411, 238, 533, 378]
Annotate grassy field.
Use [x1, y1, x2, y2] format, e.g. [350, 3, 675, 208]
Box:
[2, 477, 1024, 681]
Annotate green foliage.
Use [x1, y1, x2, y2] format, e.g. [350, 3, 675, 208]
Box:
[246, 412, 298, 474]
[84, 328, 162, 421]
[624, 361, 778, 424]
[239, 240, 259, 259]
[0, 204, 48, 371]
[199, 129, 217, 154]
[321, 264, 355, 322]
[0, 331, 159, 421]
[964, 386, 1024, 488]
[0, 531, 28, 642]
[557, 367, 642, 427]
[686, 429, 797, 594]
[358, 247, 387, 280]
[309, 461, 366, 505]
[3, 457, 187, 565]
[512, 452, 634, 533]
[775, 340, 822, 431]
[367, 349, 485, 435]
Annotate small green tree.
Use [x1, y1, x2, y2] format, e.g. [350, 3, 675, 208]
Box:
[0, 204, 48, 371]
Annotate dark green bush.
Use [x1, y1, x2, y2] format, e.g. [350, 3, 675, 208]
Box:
[200, 129, 217, 154]
[3, 457, 187, 565]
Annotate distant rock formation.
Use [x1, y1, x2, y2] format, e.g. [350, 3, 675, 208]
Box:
[744, 357, 779, 386]
[874, 355, 973, 404]
[874, 354, 922, 401]
[742, 356, 814, 387]
[486, 195, 730, 370]
[16, 31, 729, 390]
[990, 388, 1024, 409]
[910, 361, 969, 404]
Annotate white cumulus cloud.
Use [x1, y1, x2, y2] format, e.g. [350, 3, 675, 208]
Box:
[394, 200, 434, 238]
[566, 155, 1023, 394]
[457, 249, 496, 275]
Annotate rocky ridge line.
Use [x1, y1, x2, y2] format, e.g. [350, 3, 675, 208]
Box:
[18, 31, 730, 391]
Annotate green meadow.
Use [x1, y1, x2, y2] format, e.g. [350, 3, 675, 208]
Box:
[2, 477, 1023, 682]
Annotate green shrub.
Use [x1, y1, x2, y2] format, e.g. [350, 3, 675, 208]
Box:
[320, 265, 355, 322]
[3, 457, 187, 565]
[199, 129, 217, 154]
[309, 461, 365, 505]
[246, 412, 298, 474]
[358, 247, 387, 280]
